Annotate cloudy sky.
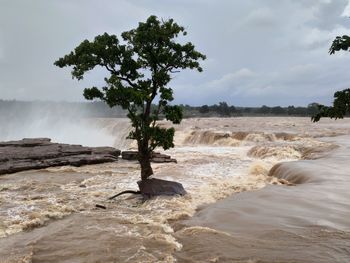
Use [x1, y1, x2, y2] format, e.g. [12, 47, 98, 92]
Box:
[1, 0, 350, 106]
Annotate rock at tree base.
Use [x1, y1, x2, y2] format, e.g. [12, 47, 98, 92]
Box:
[0, 138, 121, 175]
[137, 178, 186, 198]
[122, 150, 177, 163]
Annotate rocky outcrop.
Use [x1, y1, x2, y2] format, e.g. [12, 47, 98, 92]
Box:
[151, 152, 178, 163]
[0, 138, 120, 175]
[108, 178, 186, 200]
[138, 178, 186, 198]
[121, 151, 177, 163]
[121, 151, 139, 160]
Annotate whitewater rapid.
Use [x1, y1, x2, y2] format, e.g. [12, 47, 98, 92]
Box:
[0, 117, 349, 262]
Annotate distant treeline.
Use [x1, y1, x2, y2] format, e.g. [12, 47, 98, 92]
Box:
[0, 100, 321, 118]
[178, 102, 321, 117]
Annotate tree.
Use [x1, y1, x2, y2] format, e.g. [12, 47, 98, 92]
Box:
[55, 16, 206, 181]
[229, 105, 237, 115]
[258, 105, 270, 115]
[307, 103, 319, 116]
[216, 101, 231, 116]
[329, 35, 350, 55]
[199, 104, 209, 114]
[312, 35, 350, 122]
[271, 106, 285, 115]
[287, 105, 296, 115]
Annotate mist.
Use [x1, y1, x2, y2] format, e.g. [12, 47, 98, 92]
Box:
[0, 101, 129, 148]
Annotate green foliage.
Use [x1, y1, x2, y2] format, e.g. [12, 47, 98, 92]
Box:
[312, 89, 350, 122]
[258, 105, 270, 115]
[188, 103, 320, 117]
[149, 126, 175, 151]
[217, 102, 231, 116]
[54, 15, 205, 179]
[199, 105, 209, 114]
[306, 103, 320, 116]
[329, 35, 350, 54]
[163, 105, 183, 124]
[270, 106, 284, 115]
[312, 33, 350, 122]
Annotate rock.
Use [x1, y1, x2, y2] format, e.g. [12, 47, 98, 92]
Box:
[0, 137, 52, 147]
[92, 147, 120, 157]
[0, 138, 121, 175]
[151, 152, 171, 159]
[121, 150, 177, 163]
[151, 152, 177, 163]
[121, 151, 139, 160]
[137, 178, 186, 198]
[151, 157, 177, 163]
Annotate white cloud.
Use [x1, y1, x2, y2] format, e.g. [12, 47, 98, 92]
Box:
[208, 68, 256, 88]
[243, 7, 276, 28]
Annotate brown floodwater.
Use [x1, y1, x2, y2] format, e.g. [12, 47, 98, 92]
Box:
[0, 117, 349, 262]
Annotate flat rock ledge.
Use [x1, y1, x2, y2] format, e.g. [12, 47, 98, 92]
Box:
[0, 138, 121, 175]
[122, 151, 177, 163]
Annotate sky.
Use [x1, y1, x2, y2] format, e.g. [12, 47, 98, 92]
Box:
[1, 0, 350, 107]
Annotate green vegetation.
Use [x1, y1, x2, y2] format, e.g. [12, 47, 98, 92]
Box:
[180, 102, 320, 117]
[54, 16, 205, 180]
[0, 100, 322, 118]
[312, 89, 350, 122]
[312, 35, 350, 122]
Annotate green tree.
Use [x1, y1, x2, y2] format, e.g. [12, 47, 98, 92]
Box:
[258, 105, 271, 115]
[271, 106, 285, 115]
[199, 104, 209, 114]
[55, 16, 206, 180]
[287, 105, 296, 115]
[307, 103, 319, 116]
[312, 35, 350, 122]
[217, 101, 231, 116]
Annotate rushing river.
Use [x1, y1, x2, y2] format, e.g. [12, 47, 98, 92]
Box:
[0, 117, 349, 262]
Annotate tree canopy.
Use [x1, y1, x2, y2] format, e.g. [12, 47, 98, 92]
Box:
[329, 35, 350, 54]
[55, 15, 206, 180]
[312, 35, 350, 122]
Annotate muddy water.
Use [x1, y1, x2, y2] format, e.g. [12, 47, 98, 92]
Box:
[175, 120, 350, 262]
[0, 117, 349, 262]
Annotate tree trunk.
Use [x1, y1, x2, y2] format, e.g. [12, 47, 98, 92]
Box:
[139, 154, 153, 180]
[138, 112, 153, 181]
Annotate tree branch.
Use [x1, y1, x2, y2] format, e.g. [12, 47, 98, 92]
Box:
[152, 101, 163, 128]
[103, 64, 138, 88]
